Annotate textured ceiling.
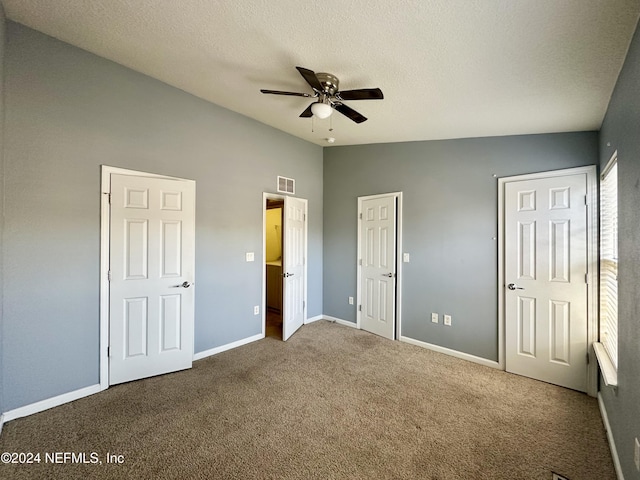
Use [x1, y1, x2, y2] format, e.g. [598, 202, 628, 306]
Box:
[3, 0, 640, 147]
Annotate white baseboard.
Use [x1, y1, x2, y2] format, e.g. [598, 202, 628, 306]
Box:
[322, 315, 357, 328]
[3, 384, 103, 424]
[399, 336, 501, 370]
[598, 393, 625, 480]
[0, 414, 4, 435]
[193, 333, 264, 361]
[305, 315, 323, 324]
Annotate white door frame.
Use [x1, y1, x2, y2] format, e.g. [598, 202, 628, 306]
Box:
[356, 192, 403, 338]
[99, 165, 196, 390]
[497, 166, 598, 397]
[262, 192, 308, 337]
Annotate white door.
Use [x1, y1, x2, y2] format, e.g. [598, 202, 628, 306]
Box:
[109, 173, 195, 385]
[505, 173, 588, 391]
[282, 196, 307, 341]
[359, 195, 397, 340]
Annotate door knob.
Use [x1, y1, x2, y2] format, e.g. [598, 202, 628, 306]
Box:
[180, 281, 192, 288]
[282, 272, 294, 278]
[507, 283, 524, 290]
[382, 273, 394, 278]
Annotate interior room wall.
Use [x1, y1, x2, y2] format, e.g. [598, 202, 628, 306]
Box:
[323, 133, 598, 361]
[265, 208, 282, 262]
[0, 3, 6, 418]
[598, 17, 640, 479]
[1, 21, 323, 412]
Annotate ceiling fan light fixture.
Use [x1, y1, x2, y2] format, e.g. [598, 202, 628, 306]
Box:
[311, 102, 332, 119]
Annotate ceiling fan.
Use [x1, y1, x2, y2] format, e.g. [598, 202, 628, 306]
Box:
[260, 66, 383, 124]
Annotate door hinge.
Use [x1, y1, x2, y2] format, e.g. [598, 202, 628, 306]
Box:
[584, 195, 588, 206]
[585, 273, 588, 284]
[359, 259, 363, 266]
[107, 270, 111, 282]
[359, 212, 362, 219]
[303, 301, 306, 310]
[107, 346, 111, 357]
[586, 351, 590, 364]
[358, 305, 362, 312]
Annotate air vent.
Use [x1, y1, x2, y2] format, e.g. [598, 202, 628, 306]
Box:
[277, 176, 295, 195]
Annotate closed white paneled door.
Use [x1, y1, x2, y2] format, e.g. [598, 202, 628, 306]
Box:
[109, 174, 195, 385]
[359, 195, 397, 340]
[505, 173, 588, 391]
[282, 196, 307, 341]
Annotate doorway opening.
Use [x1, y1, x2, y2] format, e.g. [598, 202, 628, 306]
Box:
[262, 192, 308, 341]
[356, 192, 403, 340]
[265, 198, 284, 339]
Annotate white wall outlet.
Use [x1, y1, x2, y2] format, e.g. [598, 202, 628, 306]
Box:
[431, 313, 438, 323]
[253, 305, 259, 315]
[246, 252, 255, 262]
[444, 314, 452, 326]
[634, 437, 640, 471]
[348, 296, 354, 305]
[403, 253, 410, 263]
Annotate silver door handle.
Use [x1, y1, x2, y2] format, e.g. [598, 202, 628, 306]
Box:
[174, 281, 193, 288]
[507, 283, 524, 290]
[383, 273, 394, 278]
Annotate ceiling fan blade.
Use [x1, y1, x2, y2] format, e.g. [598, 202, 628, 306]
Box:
[260, 89, 312, 97]
[296, 66, 323, 92]
[338, 88, 384, 100]
[299, 103, 314, 118]
[333, 103, 367, 123]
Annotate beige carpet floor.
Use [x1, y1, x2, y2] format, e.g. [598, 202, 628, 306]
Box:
[0, 321, 615, 479]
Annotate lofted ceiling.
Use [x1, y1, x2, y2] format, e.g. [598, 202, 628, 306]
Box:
[3, 0, 639, 147]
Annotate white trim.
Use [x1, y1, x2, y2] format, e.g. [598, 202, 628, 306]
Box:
[0, 414, 4, 436]
[400, 336, 501, 369]
[193, 333, 264, 361]
[305, 315, 323, 324]
[497, 166, 598, 397]
[602, 150, 618, 179]
[3, 384, 102, 423]
[356, 192, 403, 338]
[323, 315, 357, 328]
[598, 393, 625, 480]
[100, 166, 196, 389]
[594, 342, 618, 387]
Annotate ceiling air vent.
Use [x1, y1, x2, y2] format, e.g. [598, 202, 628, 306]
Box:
[277, 176, 295, 195]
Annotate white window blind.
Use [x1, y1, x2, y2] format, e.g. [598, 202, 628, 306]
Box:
[600, 159, 618, 369]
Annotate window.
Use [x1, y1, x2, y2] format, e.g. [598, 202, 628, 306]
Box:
[599, 155, 618, 370]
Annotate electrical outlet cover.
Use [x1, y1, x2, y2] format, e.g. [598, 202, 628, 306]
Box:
[444, 314, 452, 326]
[431, 313, 438, 323]
[634, 437, 640, 471]
[253, 305, 259, 315]
[349, 297, 354, 305]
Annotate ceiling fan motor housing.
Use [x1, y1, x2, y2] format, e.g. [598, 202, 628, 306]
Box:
[316, 73, 339, 96]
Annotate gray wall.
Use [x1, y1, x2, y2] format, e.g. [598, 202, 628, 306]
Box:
[0, 3, 6, 417]
[598, 17, 640, 479]
[1, 22, 323, 411]
[323, 133, 598, 361]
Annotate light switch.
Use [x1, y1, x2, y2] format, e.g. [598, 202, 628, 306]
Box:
[403, 253, 410, 263]
[246, 252, 255, 262]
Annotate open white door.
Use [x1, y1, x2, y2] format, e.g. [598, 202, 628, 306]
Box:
[504, 172, 588, 392]
[282, 196, 307, 341]
[109, 173, 195, 385]
[358, 194, 397, 340]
